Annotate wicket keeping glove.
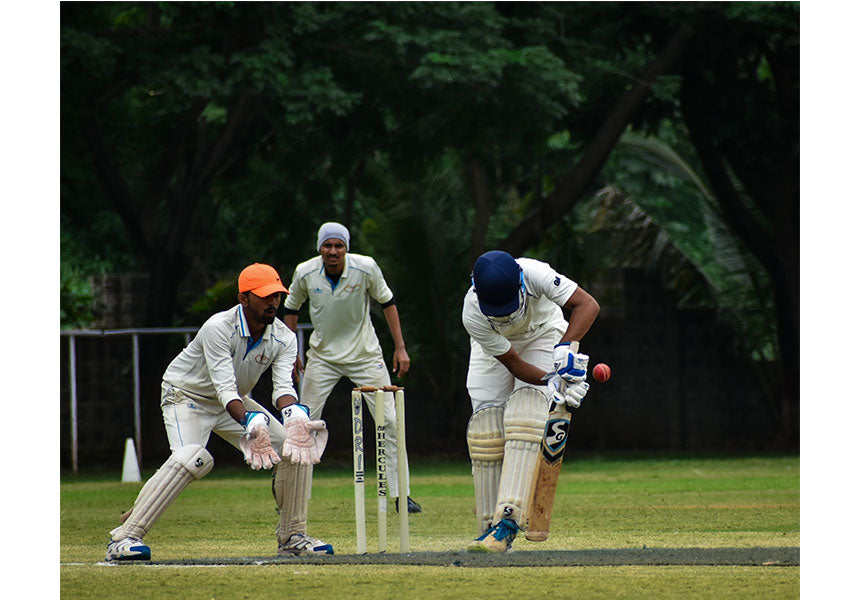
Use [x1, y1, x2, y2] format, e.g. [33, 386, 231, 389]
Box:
[240, 411, 282, 470]
[553, 343, 589, 383]
[281, 403, 329, 465]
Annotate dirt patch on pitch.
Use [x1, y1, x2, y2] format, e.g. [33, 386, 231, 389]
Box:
[112, 547, 798, 567]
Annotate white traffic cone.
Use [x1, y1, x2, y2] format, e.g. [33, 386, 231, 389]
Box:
[121, 437, 141, 482]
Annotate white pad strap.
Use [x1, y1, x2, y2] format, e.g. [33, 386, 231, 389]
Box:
[111, 445, 213, 541]
[494, 388, 547, 526]
[467, 405, 505, 535]
[273, 461, 311, 544]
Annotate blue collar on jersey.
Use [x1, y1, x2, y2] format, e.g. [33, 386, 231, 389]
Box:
[325, 271, 342, 291]
[244, 335, 263, 359]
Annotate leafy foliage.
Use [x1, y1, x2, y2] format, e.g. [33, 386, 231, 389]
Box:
[61, 2, 798, 439]
[583, 132, 778, 362]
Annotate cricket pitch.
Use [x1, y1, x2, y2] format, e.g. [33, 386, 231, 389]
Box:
[102, 546, 799, 567]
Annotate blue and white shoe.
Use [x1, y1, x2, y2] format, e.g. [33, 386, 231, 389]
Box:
[467, 518, 519, 553]
[277, 533, 334, 556]
[105, 536, 151, 561]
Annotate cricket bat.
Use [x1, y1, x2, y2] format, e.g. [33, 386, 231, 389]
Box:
[525, 400, 572, 542]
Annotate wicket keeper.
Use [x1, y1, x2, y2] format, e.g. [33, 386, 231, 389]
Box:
[105, 263, 332, 561]
[282, 222, 422, 514]
[462, 250, 599, 552]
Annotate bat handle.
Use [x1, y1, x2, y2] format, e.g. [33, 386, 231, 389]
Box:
[548, 400, 573, 414]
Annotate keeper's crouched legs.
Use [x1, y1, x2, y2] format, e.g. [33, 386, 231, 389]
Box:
[273, 461, 333, 556]
[106, 444, 214, 561]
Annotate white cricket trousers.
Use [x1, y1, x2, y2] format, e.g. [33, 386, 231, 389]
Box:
[160, 383, 288, 453]
[466, 319, 567, 413]
[300, 348, 411, 497]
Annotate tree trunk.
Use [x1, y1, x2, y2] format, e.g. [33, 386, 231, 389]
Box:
[82, 92, 262, 326]
[468, 158, 491, 261]
[500, 25, 694, 256]
[680, 78, 798, 444]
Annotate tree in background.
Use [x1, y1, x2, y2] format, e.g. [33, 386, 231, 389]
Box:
[61, 2, 798, 446]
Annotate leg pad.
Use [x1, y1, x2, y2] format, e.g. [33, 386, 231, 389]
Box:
[467, 405, 504, 535]
[111, 445, 213, 541]
[273, 461, 311, 544]
[493, 388, 547, 525]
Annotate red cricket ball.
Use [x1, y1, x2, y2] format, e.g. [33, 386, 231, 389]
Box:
[592, 363, 611, 383]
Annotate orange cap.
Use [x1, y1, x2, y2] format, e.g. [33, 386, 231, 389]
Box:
[238, 263, 288, 297]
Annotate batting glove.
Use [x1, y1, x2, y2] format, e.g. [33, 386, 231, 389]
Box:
[563, 380, 590, 409]
[552, 343, 589, 383]
[547, 375, 589, 409]
[239, 411, 282, 470]
[547, 374, 567, 406]
[281, 403, 329, 465]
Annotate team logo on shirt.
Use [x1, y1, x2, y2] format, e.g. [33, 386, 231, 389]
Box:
[254, 352, 271, 365]
[345, 284, 362, 293]
[553, 276, 560, 286]
[313, 287, 324, 294]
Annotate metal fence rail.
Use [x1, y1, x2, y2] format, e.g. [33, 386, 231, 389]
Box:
[60, 324, 312, 473]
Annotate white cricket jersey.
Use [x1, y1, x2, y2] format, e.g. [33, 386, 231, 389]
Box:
[462, 258, 577, 357]
[162, 304, 298, 409]
[285, 253, 394, 363]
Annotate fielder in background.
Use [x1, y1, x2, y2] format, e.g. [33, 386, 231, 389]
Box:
[283, 222, 422, 514]
[462, 250, 599, 552]
[105, 263, 331, 561]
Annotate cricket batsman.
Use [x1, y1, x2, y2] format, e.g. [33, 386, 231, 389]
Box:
[462, 250, 600, 552]
[105, 263, 332, 561]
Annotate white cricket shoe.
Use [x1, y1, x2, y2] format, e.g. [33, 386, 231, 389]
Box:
[105, 536, 151, 561]
[277, 533, 334, 556]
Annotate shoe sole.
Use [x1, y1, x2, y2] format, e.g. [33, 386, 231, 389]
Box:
[277, 544, 335, 557]
[105, 553, 150, 561]
[467, 539, 511, 553]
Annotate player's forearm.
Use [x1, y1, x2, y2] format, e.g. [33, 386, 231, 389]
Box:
[382, 304, 407, 349]
[272, 349, 300, 402]
[202, 332, 249, 408]
[560, 287, 600, 344]
[282, 312, 298, 332]
[226, 399, 246, 424]
[274, 394, 299, 411]
[496, 348, 548, 386]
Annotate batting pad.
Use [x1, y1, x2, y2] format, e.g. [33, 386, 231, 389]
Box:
[467, 405, 505, 535]
[111, 444, 213, 541]
[493, 388, 547, 526]
[273, 461, 311, 544]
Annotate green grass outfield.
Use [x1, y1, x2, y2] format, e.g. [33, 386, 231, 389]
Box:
[61, 454, 799, 599]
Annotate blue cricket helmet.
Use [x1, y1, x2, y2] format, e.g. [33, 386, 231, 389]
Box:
[472, 251, 522, 316]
